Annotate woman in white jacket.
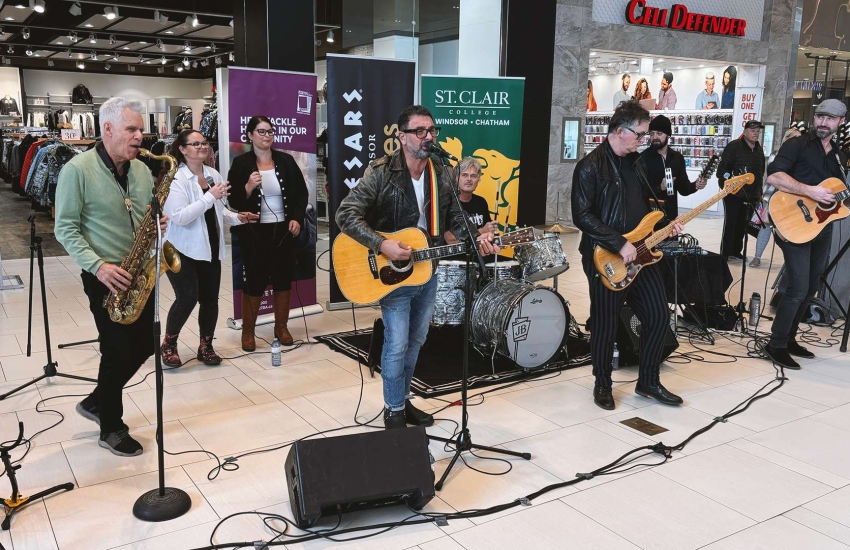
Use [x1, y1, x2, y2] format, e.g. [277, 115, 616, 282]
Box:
[161, 129, 258, 366]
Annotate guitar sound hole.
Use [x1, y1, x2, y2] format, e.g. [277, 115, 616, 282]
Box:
[390, 260, 411, 271]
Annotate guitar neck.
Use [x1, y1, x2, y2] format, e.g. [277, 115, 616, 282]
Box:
[645, 187, 730, 248]
[410, 242, 468, 263]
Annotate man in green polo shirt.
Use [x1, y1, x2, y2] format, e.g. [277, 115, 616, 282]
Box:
[55, 97, 168, 457]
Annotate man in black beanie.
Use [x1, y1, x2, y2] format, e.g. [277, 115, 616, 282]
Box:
[641, 114, 707, 223]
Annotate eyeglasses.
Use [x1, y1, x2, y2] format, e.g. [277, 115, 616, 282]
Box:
[186, 141, 209, 148]
[623, 127, 648, 140]
[254, 128, 274, 136]
[401, 126, 440, 139]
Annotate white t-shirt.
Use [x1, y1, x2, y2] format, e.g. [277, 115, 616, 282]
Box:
[412, 171, 426, 230]
[259, 169, 285, 223]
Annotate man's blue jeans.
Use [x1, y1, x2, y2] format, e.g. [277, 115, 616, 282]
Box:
[379, 276, 437, 411]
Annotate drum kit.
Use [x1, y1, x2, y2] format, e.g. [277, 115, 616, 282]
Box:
[431, 221, 574, 370]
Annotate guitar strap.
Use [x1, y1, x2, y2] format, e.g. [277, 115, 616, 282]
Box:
[426, 159, 440, 238]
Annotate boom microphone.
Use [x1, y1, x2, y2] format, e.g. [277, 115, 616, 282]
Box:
[425, 141, 458, 162]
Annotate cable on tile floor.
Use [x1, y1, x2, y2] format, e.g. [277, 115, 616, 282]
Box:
[189, 362, 790, 549]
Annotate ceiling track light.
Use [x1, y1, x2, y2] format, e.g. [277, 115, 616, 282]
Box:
[184, 41, 191, 52]
[176, 66, 183, 72]
[104, 6, 119, 20]
[0, 27, 5, 36]
[77, 61, 85, 70]
[91, 51, 98, 60]
[327, 30, 335, 43]
[129, 65, 135, 72]
[191, 13, 199, 27]
[228, 51, 234, 62]
[156, 39, 164, 50]
[191, 61, 197, 68]
[66, 48, 72, 57]
[30, 0, 45, 14]
[109, 35, 115, 45]
[157, 67, 164, 74]
[105, 63, 110, 71]
[47, 59, 53, 66]
[22, 27, 30, 39]
[89, 34, 96, 44]
[69, 2, 82, 16]
[6, 46, 12, 54]
[214, 56, 221, 65]
[160, 55, 166, 65]
[209, 43, 216, 52]
[182, 57, 189, 67]
[25, 48, 32, 56]
[154, 10, 169, 24]
[68, 31, 77, 42]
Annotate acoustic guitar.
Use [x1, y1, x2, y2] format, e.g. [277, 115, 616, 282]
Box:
[593, 171, 755, 291]
[333, 227, 535, 305]
[769, 178, 850, 244]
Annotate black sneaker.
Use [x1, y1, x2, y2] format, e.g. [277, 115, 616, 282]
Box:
[788, 340, 815, 359]
[404, 400, 434, 427]
[98, 429, 143, 457]
[593, 387, 615, 410]
[764, 344, 801, 370]
[383, 408, 406, 430]
[76, 400, 100, 426]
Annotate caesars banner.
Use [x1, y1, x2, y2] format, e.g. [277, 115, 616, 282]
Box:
[223, 67, 318, 320]
[326, 54, 416, 306]
[421, 75, 526, 233]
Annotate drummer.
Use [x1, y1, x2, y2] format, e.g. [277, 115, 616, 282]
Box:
[445, 157, 502, 262]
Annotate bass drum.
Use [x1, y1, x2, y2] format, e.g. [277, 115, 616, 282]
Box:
[432, 260, 477, 326]
[471, 279, 568, 369]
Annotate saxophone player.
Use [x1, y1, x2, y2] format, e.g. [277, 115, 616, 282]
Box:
[55, 97, 168, 457]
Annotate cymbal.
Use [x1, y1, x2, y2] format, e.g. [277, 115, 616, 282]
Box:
[533, 222, 576, 233]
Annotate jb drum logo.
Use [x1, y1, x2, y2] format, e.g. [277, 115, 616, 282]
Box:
[512, 317, 531, 342]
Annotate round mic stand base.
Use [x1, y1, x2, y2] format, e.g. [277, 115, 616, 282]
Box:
[132, 487, 192, 523]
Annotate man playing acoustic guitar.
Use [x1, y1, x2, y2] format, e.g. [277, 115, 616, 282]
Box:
[336, 105, 499, 429]
[572, 102, 685, 410]
[764, 99, 848, 370]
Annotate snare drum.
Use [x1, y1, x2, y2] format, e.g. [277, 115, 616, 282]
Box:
[432, 260, 477, 326]
[484, 260, 522, 281]
[515, 235, 569, 281]
[470, 279, 568, 369]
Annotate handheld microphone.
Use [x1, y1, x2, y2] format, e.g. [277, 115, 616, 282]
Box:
[425, 141, 458, 162]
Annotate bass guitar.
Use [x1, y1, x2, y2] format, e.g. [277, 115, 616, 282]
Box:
[333, 227, 535, 305]
[593, 170, 754, 291]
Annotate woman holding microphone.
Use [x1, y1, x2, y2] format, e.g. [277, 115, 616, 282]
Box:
[161, 129, 259, 367]
[228, 116, 309, 351]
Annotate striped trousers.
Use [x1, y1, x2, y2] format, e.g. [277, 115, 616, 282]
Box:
[581, 255, 670, 390]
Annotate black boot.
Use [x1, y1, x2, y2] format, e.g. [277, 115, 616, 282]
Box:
[764, 344, 801, 370]
[593, 387, 615, 410]
[383, 408, 406, 430]
[635, 380, 683, 405]
[404, 400, 434, 427]
[787, 340, 815, 359]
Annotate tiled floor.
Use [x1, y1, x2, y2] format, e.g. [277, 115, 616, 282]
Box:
[2, 212, 850, 550]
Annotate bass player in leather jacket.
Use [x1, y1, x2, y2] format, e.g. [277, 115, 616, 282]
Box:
[336, 105, 500, 430]
[572, 102, 684, 411]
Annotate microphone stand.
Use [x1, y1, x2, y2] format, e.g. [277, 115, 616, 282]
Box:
[1, 216, 96, 402]
[732, 196, 772, 334]
[132, 194, 191, 522]
[425, 150, 530, 492]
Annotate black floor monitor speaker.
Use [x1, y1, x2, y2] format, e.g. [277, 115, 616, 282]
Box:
[616, 305, 679, 367]
[285, 426, 436, 528]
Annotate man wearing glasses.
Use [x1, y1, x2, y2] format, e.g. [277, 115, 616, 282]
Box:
[336, 105, 500, 429]
[572, 102, 684, 411]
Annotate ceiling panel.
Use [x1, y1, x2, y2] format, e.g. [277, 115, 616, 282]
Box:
[0, 5, 33, 22]
[139, 43, 184, 54]
[156, 20, 205, 37]
[184, 25, 233, 39]
[29, 50, 53, 58]
[117, 41, 150, 52]
[77, 15, 124, 29]
[48, 51, 88, 61]
[106, 17, 175, 34]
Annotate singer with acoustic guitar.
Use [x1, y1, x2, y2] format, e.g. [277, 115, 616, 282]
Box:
[763, 99, 848, 370]
[572, 102, 684, 411]
[335, 105, 499, 430]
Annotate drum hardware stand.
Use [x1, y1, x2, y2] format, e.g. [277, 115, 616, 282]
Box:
[819, 233, 850, 352]
[1, 217, 96, 402]
[132, 191, 191, 522]
[2, 421, 74, 530]
[426, 148, 531, 491]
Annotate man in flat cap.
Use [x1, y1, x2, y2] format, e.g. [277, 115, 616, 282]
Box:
[763, 99, 848, 370]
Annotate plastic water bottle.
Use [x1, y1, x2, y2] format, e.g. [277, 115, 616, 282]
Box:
[749, 292, 761, 327]
[271, 337, 281, 367]
[612, 343, 620, 371]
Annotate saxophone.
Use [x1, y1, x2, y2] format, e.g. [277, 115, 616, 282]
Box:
[103, 149, 182, 324]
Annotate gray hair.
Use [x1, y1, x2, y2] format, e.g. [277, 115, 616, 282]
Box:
[99, 97, 145, 134]
[458, 156, 482, 175]
[705, 72, 715, 80]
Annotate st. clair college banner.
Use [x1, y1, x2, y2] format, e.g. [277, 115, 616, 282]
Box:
[223, 67, 318, 320]
[421, 75, 525, 232]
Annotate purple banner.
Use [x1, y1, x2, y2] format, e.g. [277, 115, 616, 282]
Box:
[225, 67, 318, 319]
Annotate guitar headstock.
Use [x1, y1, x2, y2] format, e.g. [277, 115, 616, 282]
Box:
[699, 155, 720, 181]
[838, 121, 850, 153]
[495, 227, 535, 247]
[724, 173, 755, 195]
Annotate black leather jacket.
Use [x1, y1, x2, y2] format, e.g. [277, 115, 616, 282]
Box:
[335, 149, 469, 254]
[572, 140, 655, 257]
